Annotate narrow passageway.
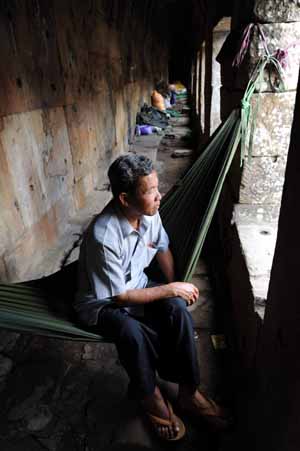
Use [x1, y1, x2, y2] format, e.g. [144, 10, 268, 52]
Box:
[0, 95, 232, 451]
[1, 1, 299, 450]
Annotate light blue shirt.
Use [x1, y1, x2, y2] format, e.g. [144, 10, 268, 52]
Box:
[74, 200, 169, 325]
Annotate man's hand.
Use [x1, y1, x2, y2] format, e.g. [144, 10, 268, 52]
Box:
[167, 282, 199, 306]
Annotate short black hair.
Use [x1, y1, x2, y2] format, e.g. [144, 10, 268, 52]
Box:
[108, 154, 154, 198]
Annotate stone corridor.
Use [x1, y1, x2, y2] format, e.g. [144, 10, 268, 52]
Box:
[0, 111, 233, 451]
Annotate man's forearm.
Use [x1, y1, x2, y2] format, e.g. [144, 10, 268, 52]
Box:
[115, 280, 199, 307]
[115, 284, 172, 306]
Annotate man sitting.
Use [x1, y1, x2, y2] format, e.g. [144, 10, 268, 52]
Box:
[74, 154, 227, 441]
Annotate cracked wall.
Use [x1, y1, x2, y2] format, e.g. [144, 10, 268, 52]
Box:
[0, 0, 168, 282]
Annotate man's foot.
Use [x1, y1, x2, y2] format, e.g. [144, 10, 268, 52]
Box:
[177, 388, 230, 430]
[141, 386, 185, 441]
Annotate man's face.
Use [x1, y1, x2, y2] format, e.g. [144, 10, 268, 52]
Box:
[128, 170, 161, 216]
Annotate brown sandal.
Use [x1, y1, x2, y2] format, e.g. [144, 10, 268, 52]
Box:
[178, 393, 231, 431]
[146, 399, 186, 441]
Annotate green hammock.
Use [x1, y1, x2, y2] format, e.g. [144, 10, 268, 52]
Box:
[0, 109, 241, 341]
[0, 283, 104, 342]
[160, 109, 241, 281]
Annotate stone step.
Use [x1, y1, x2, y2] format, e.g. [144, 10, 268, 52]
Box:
[233, 204, 279, 318]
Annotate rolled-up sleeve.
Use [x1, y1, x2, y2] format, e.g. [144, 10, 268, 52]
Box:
[88, 242, 126, 300]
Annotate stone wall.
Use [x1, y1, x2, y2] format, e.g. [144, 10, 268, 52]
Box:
[0, 0, 169, 282]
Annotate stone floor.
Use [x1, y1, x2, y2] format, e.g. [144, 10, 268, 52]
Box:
[0, 112, 233, 451]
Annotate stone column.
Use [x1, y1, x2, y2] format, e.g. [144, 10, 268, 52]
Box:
[221, 1, 300, 317]
[197, 18, 231, 142]
[210, 18, 231, 134]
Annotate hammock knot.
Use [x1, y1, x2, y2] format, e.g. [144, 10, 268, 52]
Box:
[241, 98, 250, 112]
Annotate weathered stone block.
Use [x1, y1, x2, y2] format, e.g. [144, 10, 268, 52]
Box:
[246, 91, 296, 157]
[237, 22, 300, 91]
[0, 108, 74, 230]
[232, 0, 300, 29]
[239, 155, 287, 204]
[221, 90, 296, 158]
[254, 0, 300, 23]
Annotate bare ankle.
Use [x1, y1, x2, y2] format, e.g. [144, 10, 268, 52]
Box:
[143, 386, 163, 403]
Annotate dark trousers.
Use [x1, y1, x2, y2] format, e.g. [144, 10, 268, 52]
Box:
[94, 296, 201, 399]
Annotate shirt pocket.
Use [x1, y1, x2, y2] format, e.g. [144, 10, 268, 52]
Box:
[131, 243, 157, 280]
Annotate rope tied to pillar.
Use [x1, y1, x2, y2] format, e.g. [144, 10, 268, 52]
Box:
[233, 22, 287, 165]
[232, 23, 270, 68]
[240, 53, 285, 165]
[233, 22, 300, 72]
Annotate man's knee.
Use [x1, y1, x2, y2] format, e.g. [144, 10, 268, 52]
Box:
[164, 296, 188, 316]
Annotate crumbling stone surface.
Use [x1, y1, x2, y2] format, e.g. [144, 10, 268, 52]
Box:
[232, 0, 300, 28]
[239, 155, 286, 204]
[254, 0, 300, 23]
[246, 91, 296, 157]
[221, 90, 296, 157]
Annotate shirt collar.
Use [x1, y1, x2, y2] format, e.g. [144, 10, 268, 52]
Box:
[113, 201, 151, 239]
